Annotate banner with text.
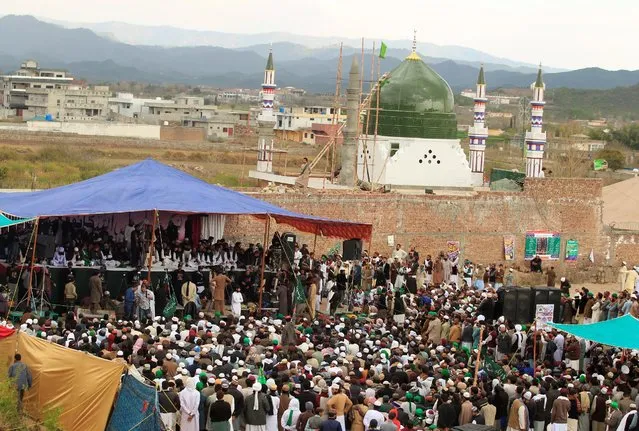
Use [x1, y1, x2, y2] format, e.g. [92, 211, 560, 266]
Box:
[503, 235, 515, 261]
[447, 240, 461, 261]
[524, 231, 561, 260]
[565, 239, 579, 261]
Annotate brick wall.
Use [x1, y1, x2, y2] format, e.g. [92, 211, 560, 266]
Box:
[160, 126, 206, 142]
[225, 178, 612, 271]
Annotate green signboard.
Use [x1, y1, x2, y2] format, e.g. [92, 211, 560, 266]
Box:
[524, 231, 561, 260]
[565, 240, 579, 261]
[593, 159, 608, 171]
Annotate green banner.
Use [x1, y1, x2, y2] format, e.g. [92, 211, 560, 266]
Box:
[484, 356, 507, 381]
[565, 239, 579, 261]
[524, 232, 561, 260]
[593, 159, 608, 171]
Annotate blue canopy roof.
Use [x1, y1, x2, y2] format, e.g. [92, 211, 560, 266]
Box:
[0, 159, 371, 239]
[549, 314, 639, 349]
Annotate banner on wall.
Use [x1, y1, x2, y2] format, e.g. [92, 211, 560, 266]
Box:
[503, 235, 515, 261]
[447, 240, 461, 261]
[524, 231, 561, 260]
[565, 240, 579, 261]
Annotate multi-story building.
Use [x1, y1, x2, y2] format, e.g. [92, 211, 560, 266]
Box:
[1, 60, 74, 116]
[108, 92, 172, 119]
[144, 95, 218, 123]
[274, 105, 346, 143]
[25, 85, 111, 121]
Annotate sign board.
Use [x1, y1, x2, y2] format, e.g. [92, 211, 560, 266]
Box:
[593, 159, 608, 171]
[565, 240, 579, 261]
[524, 231, 561, 260]
[447, 240, 461, 261]
[503, 235, 515, 261]
[535, 304, 555, 331]
[387, 235, 395, 247]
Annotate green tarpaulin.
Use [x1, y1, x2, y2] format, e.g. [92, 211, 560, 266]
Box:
[549, 314, 639, 349]
[0, 213, 34, 228]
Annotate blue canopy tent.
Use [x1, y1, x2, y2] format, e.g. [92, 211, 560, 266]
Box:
[548, 314, 639, 349]
[0, 159, 372, 239]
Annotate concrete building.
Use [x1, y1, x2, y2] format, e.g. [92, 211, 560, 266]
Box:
[24, 85, 111, 121]
[525, 67, 547, 178]
[108, 92, 171, 119]
[1, 60, 74, 116]
[144, 95, 218, 123]
[274, 105, 346, 143]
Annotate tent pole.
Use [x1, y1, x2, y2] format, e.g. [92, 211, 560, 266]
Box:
[26, 217, 40, 311]
[146, 209, 158, 283]
[473, 326, 485, 386]
[533, 328, 537, 367]
[258, 216, 271, 313]
[313, 231, 318, 254]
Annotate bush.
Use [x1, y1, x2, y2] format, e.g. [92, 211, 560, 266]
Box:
[595, 149, 625, 170]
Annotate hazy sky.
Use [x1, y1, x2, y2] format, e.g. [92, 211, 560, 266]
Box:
[4, 0, 639, 70]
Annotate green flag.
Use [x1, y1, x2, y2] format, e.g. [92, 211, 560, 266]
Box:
[379, 41, 388, 59]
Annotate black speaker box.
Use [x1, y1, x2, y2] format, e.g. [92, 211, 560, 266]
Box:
[532, 287, 562, 323]
[342, 238, 363, 261]
[280, 232, 296, 265]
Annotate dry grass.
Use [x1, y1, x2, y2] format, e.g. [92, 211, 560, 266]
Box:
[0, 130, 325, 189]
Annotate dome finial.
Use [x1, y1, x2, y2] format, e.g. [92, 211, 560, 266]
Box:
[406, 29, 421, 61]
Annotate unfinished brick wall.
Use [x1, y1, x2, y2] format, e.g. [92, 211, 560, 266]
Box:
[225, 178, 613, 271]
[159, 126, 206, 142]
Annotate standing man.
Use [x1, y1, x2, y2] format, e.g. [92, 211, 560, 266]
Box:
[89, 270, 103, 313]
[546, 266, 557, 287]
[507, 388, 529, 431]
[326, 385, 353, 431]
[392, 244, 408, 262]
[136, 281, 153, 322]
[213, 270, 232, 315]
[8, 353, 32, 412]
[64, 274, 77, 310]
[231, 286, 244, 317]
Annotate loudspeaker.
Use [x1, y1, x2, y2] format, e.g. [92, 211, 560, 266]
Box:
[532, 287, 562, 323]
[498, 286, 534, 324]
[342, 238, 363, 261]
[280, 232, 296, 265]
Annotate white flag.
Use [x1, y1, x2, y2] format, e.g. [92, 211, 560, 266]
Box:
[589, 249, 595, 263]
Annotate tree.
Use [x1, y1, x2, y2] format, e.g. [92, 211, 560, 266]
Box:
[595, 149, 625, 170]
[611, 124, 639, 150]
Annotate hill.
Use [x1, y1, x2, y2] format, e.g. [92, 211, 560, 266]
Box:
[1, 15, 638, 93]
[548, 85, 639, 121]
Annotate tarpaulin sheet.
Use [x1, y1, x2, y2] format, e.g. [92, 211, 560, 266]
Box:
[0, 159, 372, 239]
[549, 314, 639, 349]
[16, 333, 126, 431]
[0, 326, 15, 338]
[0, 213, 34, 228]
[0, 331, 17, 370]
[107, 374, 163, 431]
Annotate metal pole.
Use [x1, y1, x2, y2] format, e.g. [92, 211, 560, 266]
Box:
[26, 217, 40, 310]
[313, 232, 318, 254]
[473, 326, 485, 386]
[146, 209, 158, 283]
[258, 216, 271, 313]
[533, 329, 537, 367]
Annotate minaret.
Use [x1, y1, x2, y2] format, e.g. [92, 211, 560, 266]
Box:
[468, 65, 488, 185]
[257, 49, 276, 173]
[525, 65, 547, 178]
[338, 55, 361, 187]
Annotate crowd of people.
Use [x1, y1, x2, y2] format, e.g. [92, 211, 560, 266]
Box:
[4, 241, 639, 431]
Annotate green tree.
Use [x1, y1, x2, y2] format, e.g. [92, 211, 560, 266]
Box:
[611, 124, 639, 150]
[596, 149, 625, 170]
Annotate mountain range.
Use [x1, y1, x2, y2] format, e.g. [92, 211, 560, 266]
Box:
[1, 15, 638, 94]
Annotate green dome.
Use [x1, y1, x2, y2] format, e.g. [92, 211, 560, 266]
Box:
[366, 53, 457, 139]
